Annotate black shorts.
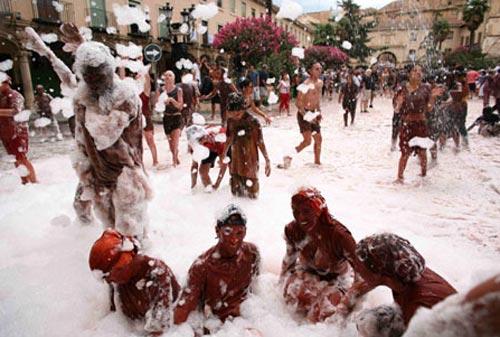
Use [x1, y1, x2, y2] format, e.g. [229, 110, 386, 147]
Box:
[163, 114, 183, 135]
[297, 111, 321, 134]
[468, 83, 476, 92]
[201, 148, 231, 167]
[201, 150, 218, 166]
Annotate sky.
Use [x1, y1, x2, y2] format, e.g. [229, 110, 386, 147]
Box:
[272, 0, 395, 12]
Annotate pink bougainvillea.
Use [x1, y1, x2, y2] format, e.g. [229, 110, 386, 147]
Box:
[213, 17, 298, 65]
[304, 45, 349, 67]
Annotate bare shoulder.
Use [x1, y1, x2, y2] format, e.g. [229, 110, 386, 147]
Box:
[243, 242, 261, 260]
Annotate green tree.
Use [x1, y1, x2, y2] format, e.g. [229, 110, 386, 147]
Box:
[431, 15, 451, 50]
[312, 23, 337, 46]
[334, 0, 375, 62]
[462, 0, 490, 49]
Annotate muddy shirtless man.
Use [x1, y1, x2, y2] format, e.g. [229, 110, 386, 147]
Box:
[282, 62, 323, 168]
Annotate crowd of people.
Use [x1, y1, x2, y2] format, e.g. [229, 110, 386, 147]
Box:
[0, 23, 499, 337]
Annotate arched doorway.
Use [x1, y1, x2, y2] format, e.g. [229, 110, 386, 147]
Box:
[377, 51, 397, 68]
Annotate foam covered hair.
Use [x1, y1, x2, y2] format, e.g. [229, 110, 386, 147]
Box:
[216, 204, 247, 227]
[356, 233, 426, 284]
[73, 41, 116, 78]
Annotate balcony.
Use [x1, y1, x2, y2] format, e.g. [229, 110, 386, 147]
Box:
[32, 0, 74, 25]
[85, 7, 117, 32]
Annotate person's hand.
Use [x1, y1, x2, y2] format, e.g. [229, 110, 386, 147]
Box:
[265, 116, 272, 125]
[265, 158, 271, 177]
[316, 113, 322, 123]
[431, 86, 445, 98]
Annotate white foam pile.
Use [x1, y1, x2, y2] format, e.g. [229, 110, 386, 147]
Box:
[191, 2, 219, 20]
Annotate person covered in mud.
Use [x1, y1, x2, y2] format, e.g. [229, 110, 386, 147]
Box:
[200, 66, 238, 126]
[72, 41, 151, 240]
[218, 92, 271, 198]
[174, 204, 260, 333]
[0, 75, 37, 184]
[404, 272, 500, 337]
[280, 187, 363, 322]
[186, 124, 228, 190]
[237, 77, 272, 124]
[393, 64, 444, 183]
[281, 62, 323, 169]
[339, 70, 359, 127]
[340, 233, 456, 330]
[89, 229, 180, 335]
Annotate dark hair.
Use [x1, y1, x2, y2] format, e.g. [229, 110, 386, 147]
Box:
[238, 77, 252, 90]
[216, 204, 247, 227]
[227, 92, 245, 111]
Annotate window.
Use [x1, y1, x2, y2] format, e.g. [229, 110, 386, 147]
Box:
[251, 8, 255, 17]
[218, 24, 223, 32]
[465, 36, 469, 45]
[129, 0, 148, 36]
[230, 0, 236, 13]
[241, 2, 246, 16]
[408, 49, 416, 62]
[477, 32, 482, 44]
[158, 6, 169, 38]
[461, 36, 464, 46]
[35, 0, 61, 23]
[410, 31, 417, 41]
[446, 31, 454, 40]
[89, 0, 107, 29]
[217, 0, 222, 8]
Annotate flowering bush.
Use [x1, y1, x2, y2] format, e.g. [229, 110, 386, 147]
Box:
[304, 46, 348, 68]
[213, 17, 298, 65]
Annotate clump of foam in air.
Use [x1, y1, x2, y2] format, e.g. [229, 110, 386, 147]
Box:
[52, 1, 64, 13]
[291, 47, 304, 59]
[116, 42, 143, 60]
[106, 27, 117, 35]
[41, 33, 58, 44]
[342, 41, 352, 50]
[0, 59, 13, 72]
[113, 3, 151, 33]
[276, 0, 303, 20]
[191, 2, 219, 20]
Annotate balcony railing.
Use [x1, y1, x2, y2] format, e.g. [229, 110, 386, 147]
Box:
[85, 7, 117, 32]
[32, 0, 74, 25]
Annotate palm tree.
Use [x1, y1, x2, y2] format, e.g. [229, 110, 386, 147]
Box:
[462, 0, 490, 49]
[432, 15, 451, 50]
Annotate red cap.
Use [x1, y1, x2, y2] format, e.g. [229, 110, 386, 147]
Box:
[89, 229, 123, 273]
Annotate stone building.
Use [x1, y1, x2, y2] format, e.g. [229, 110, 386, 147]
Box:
[303, 0, 500, 67]
[0, 0, 313, 107]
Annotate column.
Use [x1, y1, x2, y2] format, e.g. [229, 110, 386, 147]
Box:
[18, 50, 34, 109]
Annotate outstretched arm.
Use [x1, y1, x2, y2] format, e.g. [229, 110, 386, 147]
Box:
[19, 27, 77, 89]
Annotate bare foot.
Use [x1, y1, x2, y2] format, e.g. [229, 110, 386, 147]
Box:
[394, 177, 404, 184]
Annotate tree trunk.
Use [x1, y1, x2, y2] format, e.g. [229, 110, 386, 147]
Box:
[265, 0, 273, 20]
[469, 29, 475, 49]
